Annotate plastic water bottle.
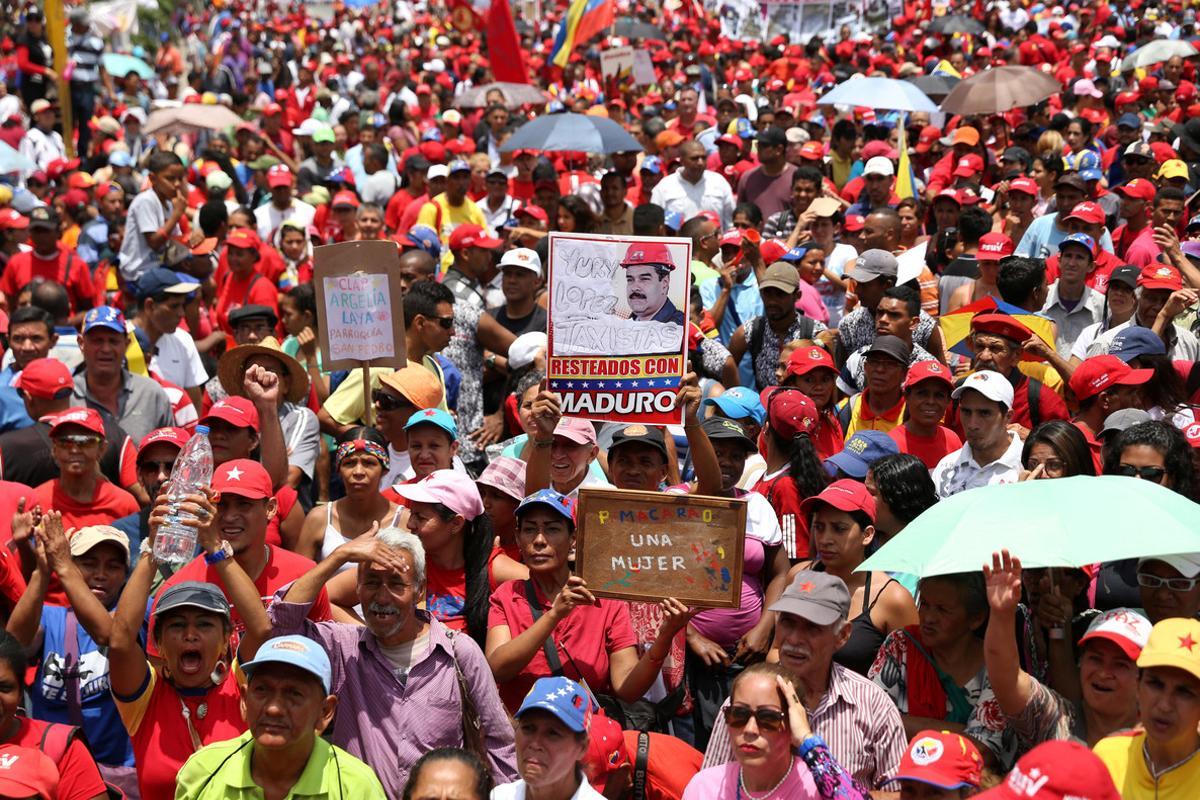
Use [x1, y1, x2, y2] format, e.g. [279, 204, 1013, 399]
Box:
[153, 425, 215, 566]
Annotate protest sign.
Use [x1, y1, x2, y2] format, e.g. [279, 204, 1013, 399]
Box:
[575, 488, 746, 608]
[314, 240, 406, 423]
[547, 232, 692, 425]
[600, 46, 634, 83]
[631, 51, 656, 86]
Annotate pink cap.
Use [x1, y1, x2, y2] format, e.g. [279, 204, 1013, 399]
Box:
[393, 469, 484, 520]
[476, 455, 527, 502]
[554, 417, 597, 445]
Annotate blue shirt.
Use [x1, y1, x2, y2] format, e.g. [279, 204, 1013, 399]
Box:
[700, 272, 763, 386]
[33, 605, 135, 766]
[0, 367, 31, 433]
[1016, 213, 1115, 259]
[76, 217, 110, 267]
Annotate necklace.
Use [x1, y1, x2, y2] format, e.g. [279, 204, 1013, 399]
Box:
[1143, 740, 1200, 780]
[737, 761, 792, 800]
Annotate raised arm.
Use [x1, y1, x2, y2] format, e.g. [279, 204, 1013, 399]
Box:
[522, 385, 562, 495]
[983, 550, 1037, 717]
[677, 378, 721, 497]
[6, 527, 50, 647]
[41, 513, 116, 646]
[243, 364, 289, 491]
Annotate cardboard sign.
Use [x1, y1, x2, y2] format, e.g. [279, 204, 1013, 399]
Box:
[313, 240, 407, 370]
[600, 46, 635, 82]
[575, 488, 746, 609]
[547, 232, 692, 425]
[631, 51, 656, 86]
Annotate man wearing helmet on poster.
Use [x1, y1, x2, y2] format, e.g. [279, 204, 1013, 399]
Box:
[621, 241, 686, 326]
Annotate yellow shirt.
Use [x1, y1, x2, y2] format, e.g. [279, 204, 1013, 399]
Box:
[1094, 730, 1200, 799]
[323, 358, 448, 426]
[841, 392, 905, 439]
[415, 193, 487, 271]
[1017, 362, 1065, 396]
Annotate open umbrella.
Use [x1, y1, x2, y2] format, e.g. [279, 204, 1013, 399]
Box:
[927, 15, 986, 36]
[817, 77, 939, 113]
[1122, 40, 1198, 70]
[858, 477, 1200, 578]
[144, 105, 245, 137]
[909, 74, 960, 99]
[0, 142, 34, 174]
[612, 17, 665, 39]
[500, 113, 643, 154]
[455, 82, 548, 110]
[103, 53, 154, 80]
[939, 66, 1061, 115]
[938, 297, 1055, 361]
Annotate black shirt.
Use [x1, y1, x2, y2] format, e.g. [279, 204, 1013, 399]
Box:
[490, 304, 547, 337]
[0, 417, 132, 489]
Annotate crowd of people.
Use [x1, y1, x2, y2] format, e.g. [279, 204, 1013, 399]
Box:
[0, 0, 1198, 797]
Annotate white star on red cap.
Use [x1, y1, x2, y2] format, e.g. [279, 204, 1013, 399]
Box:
[225, 466, 243, 481]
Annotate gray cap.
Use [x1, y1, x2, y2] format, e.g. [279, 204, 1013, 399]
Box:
[770, 570, 851, 625]
[1101, 408, 1152, 437]
[847, 249, 898, 282]
[156, 581, 231, 620]
[865, 334, 911, 365]
[1125, 141, 1154, 160]
[759, 262, 800, 293]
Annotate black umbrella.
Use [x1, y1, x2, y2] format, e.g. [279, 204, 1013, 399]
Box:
[612, 16, 665, 40]
[909, 74, 960, 98]
[927, 15, 986, 36]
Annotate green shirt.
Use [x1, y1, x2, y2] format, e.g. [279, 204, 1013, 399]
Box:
[175, 731, 386, 800]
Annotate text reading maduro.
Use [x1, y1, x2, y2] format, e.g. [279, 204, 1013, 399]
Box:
[575, 488, 747, 609]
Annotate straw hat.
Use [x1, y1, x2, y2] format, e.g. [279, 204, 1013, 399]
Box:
[218, 337, 310, 403]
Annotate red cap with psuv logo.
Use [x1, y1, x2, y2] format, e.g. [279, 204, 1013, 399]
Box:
[904, 360, 954, 390]
[212, 458, 273, 499]
[1138, 263, 1183, 291]
[786, 346, 837, 378]
[977, 233, 1015, 262]
[201, 396, 261, 431]
[137, 427, 192, 454]
[1007, 176, 1038, 195]
[48, 407, 105, 437]
[1068, 355, 1153, 401]
[1065, 201, 1105, 225]
[976, 740, 1119, 799]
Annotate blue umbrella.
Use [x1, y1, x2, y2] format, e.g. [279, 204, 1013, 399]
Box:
[0, 142, 33, 175]
[500, 113, 643, 154]
[103, 53, 154, 80]
[817, 77, 939, 113]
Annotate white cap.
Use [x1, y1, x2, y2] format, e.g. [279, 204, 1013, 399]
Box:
[427, 164, 450, 180]
[1139, 553, 1200, 579]
[1079, 608, 1152, 660]
[423, 58, 446, 73]
[951, 370, 1014, 408]
[441, 109, 463, 126]
[499, 247, 542, 276]
[120, 107, 147, 125]
[509, 332, 548, 370]
[863, 156, 895, 177]
[785, 127, 809, 145]
[292, 118, 323, 137]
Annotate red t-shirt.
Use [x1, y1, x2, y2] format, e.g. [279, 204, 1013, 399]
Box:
[5, 717, 107, 800]
[214, 271, 280, 335]
[488, 579, 637, 712]
[623, 730, 704, 800]
[385, 189, 423, 232]
[147, 544, 332, 657]
[32, 479, 140, 529]
[266, 485, 298, 548]
[889, 425, 963, 470]
[1074, 420, 1104, 474]
[425, 558, 467, 632]
[752, 468, 810, 560]
[0, 249, 97, 311]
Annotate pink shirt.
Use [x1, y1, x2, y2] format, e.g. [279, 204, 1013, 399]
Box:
[796, 281, 829, 324]
[683, 758, 820, 800]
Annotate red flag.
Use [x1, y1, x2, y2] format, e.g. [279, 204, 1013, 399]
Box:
[487, 0, 530, 84]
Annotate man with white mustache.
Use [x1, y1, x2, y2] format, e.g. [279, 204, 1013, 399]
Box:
[700, 571, 908, 793]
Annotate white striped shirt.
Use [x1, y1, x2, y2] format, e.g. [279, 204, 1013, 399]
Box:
[701, 663, 907, 790]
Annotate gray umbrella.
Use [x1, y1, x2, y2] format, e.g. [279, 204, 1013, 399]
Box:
[939, 66, 1061, 115]
[500, 113, 643, 154]
[908, 74, 960, 99]
[927, 15, 986, 36]
[612, 17, 665, 40]
[455, 82, 549, 110]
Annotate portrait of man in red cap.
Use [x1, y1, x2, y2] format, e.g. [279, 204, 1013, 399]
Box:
[619, 241, 685, 326]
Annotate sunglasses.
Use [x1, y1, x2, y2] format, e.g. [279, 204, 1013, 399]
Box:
[428, 315, 455, 330]
[1137, 573, 1200, 592]
[371, 390, 411, 412]
[723, 705, 787, 732]
[53, 433, 101, 447]
[1115, 464, 1167, 482]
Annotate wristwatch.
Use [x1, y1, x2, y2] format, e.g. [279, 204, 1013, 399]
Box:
[204, 541, 235, 566]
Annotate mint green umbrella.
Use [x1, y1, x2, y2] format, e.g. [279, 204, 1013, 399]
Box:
[857, 476, 1200, 578]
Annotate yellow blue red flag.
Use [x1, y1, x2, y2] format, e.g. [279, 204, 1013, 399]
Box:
[549, 0, 615, 69]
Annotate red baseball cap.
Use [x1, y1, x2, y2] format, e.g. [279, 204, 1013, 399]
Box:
[1068, 355, 1153, 402]
[843, 214, 865, 232]
[760, 387, 819, 439]
[201, 396, 261, 431]
[953, 153, 984, 177]
[48, 407, 105, 437]
[1183, 422, 1200, 449]
[759, 240, 789, 265]
[915, 126, 942, 154]
[976, 740, 1119, 800]
[977, 233, 1014, 262]
[1138, 263, 1184, 291]
[0, 744, 59, 800]
[1114, 178, 1156, 201]
[582, 714, 630, 792]
[1065, 201, 1104, 225]
[266, 164, 293, 188]
[786, 346, 837, 378]
[895, 731, 983, 791]
[799, 141, 825, 161]
[515, 204, 548, 223]
[903, 360, 954, 391]
[716, 134, 743, 149]
[331, 190, 360, 209]
[262, 103, 282, 116]
[1007, 176, 1038, 196]
[14, 358, 73, 399]
[226, 228, 261, 250]
[448, 223, 503, 251]
[933, 188, 962, 207]
[0, 209, 28, 229]
[799, 478, 876, 522]
[212, 458, 273, 500]
[137, 427, 192, 454]
[1077, 607, 1152, 660]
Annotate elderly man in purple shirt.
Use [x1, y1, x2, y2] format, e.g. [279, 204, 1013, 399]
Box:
[267, 527, 518, 798]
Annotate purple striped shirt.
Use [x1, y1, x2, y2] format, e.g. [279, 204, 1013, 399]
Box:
[700, 663, 906, 791]
[270, 596, 518, 800]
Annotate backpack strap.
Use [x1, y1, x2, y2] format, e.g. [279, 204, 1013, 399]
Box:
[36, 721, 78, 764]
[524, 580, 564, 677]
[242, 273, 264, 306]
[632, 731, 650, 800]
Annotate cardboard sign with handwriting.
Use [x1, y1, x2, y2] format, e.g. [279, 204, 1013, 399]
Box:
[313, 240, 407, 370]
[575, 488, 746, 608]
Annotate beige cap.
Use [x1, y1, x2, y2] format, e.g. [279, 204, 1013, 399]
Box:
[69, 526, 130, 561]
[808, 197, 842, 218]
[758, 262, 800, 293]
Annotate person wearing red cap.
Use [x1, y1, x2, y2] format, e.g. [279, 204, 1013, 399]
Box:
[781, 345, 844, 461]
[32, 408, 138, 530]
[416, 160, 489, 267]
[963, 312, 1070, 432]
[1069, 354, 1152, 469]
[214, 228, 281, 336]
[253, 164, 316, 242]
[1092, 264, 1200, 361]
[947, 225, 1013, 316]
[893, 730, 983, 798]
[443, 223, 503, 311]
[1123, 186, 1187, 269]
[891, 361, 961, 470]
[0, 206, 94, 318]
[1044, 203, 1125, 294]
[118, 151, 189, 285]
[583, 712, 704, 800]
[1043, 234, 1107, 358]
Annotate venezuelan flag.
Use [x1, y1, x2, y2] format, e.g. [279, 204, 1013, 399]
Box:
[550, 0, 615, 68]
[895, 116, 918, 200]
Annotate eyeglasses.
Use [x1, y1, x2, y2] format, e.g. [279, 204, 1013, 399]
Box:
[1115, 464, 1167, 482]
[1025, 458, 1065, 475]
[723, 705, 787, 732]
[53, 434, 101, 448]
[1137, 573, 1200, 592]
[139, 460, 176, 473]
[371, 390, 411, 412]
[429, 315, 454, 330]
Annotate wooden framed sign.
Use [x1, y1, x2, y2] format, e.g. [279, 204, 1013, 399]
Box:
[313, 240, 407, 371]
[574, 488, 746, 609]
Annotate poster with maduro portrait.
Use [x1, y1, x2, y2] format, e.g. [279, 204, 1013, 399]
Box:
[547, 232, 692, 425]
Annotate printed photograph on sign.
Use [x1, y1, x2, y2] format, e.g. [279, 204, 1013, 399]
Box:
[547, 232, 692, 425]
